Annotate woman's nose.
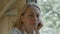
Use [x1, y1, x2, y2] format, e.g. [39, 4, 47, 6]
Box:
[32, 16, 41, 24]
[33, 16, 38, 21]
[32, 17, 38, 26]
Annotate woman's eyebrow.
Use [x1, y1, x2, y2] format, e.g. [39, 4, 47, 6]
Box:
[29, 12, 33, 14]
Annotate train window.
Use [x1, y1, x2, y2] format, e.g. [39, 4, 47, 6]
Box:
[6, 9, 18, 16]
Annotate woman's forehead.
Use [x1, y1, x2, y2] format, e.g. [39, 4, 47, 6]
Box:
[26, 6, 40, 14]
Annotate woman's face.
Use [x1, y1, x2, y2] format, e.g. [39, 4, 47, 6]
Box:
[22, 6, 42, 30]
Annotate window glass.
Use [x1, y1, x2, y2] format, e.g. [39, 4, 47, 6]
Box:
[37, 0, 60, 34]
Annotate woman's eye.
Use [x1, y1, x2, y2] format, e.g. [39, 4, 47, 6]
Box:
[29, 14, 33, 17]
[37, 15, 39, 17]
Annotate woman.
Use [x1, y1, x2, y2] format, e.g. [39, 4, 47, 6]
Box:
[9, 2, 43, 34]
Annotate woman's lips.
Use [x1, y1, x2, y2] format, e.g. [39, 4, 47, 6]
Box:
[38, 23, 40, 27]
[34, 21, 43, 27]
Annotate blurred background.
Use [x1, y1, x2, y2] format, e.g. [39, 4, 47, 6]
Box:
[0, 0, 60, 34]
[37, 0, 60, 34]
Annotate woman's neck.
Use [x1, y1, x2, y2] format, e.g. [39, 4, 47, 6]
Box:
[16, 25, 40, 34]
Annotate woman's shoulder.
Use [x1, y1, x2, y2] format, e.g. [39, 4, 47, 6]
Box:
[9, 27, 22, 34]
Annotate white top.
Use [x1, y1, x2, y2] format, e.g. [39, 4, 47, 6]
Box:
[9, 28, 27, 34]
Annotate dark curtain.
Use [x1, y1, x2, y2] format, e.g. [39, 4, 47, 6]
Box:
[26, 0, 37, 3]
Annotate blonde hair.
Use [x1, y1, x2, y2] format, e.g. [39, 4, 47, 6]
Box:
[13, 2, 40, 29]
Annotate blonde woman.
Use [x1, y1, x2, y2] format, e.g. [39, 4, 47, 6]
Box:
[9, 2, 43, 34]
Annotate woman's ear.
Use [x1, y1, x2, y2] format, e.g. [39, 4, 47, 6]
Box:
[21, 16, 24, 22]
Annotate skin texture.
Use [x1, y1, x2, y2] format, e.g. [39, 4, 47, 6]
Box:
[21, 6, 43, 34]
